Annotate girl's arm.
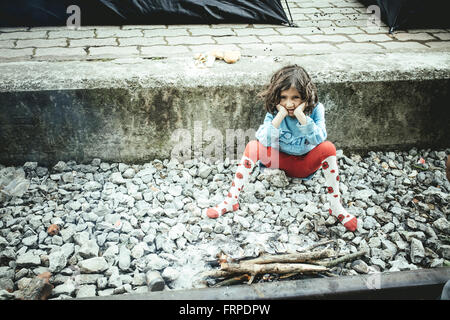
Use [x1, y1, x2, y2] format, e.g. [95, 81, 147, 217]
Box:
[255, 111, 284, 148]
[293, 102, 308, 126]
[294, 103, 327, 145]
[271, 105, 288, 128]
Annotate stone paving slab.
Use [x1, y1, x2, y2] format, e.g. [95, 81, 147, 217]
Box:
[0, 0, 448, 63]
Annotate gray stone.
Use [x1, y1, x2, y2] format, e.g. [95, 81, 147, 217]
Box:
[60, 243, 75, 260]
[263, 169, 289, 188]
[381, 239, 397, 257]
[168, 185, 183, 197]
[389, 258, 416, 271]
[376, 210, 392, 223]
[197, 165, 212, 179]
[22, 235, 38, 247]
[78, 257, 109, 273]
[351, 259, 369, 274]
[0, 278, 14, 292]
[399, 231, 426, 242]
[363, 216, 378, 230]
[0, 168, 30, 197]
[354, 189, 376, 200]
[406, 218, 418, 230]
[113, 283, 132, 295]
[121, 220, 134, 233]
[0, 289, 15, 300]
[198, 220, 214, 234]
[303, 202, 319, 215]
[83, 181, 102, 191]
[97, 277, 108, 289]
[162, 267, 180, 282]
[78, 239, 99, 258]
[370, 257, 386, 270]
[131, 242, 146, 259]
[49, 250, 67, 273]
[16, 251, 41, 267]
[103, 244, 119, 262]
[0, 267, 14, 279]
[53, 161, 69, 172]
[108, 272, 122, 288]
[16, 277, 32, 290]
[146, 254, 169, 271]
[438, 245, 450, 260]
[410, 238, 425, 264]
[168, 223, 186, 240]
[118, 246, 131, 271]
[53, 279, 76, 296]
[430, 258, 444, 268]
[76, 285, 97, 298]
[23, 162, 38, 171]
[69, 201, 81, 211]
[122, 168, 136, 179]
[73, 231, 90, 246]
[97, 288, 114, 297]
[132, 271, 147, 286]
[60, 225, 75, 242]
[391, 169, 404, 177]
[74, 274, 102, 285]
[110, 172, 126, 184]
[433, 218, 450, 234]
[368, 237, 381, 248]
[381, 222, 395, 233]
[61, 172, 74, 183]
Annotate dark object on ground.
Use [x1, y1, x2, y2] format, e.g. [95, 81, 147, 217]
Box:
[0, 0, 289, 27]
[359, 0, 450, 33]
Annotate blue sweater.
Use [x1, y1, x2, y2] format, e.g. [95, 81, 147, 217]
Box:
[255, 102, 327, 156]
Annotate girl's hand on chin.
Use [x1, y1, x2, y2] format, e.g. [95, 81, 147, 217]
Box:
[294, 102, 307, 116]
[276, 104, 288, 117]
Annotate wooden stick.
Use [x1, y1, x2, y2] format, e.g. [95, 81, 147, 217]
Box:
[241, 249, 335, 265]
[213, 274, 250, 287]
[221, 262, 328, 275]
[201, 269, 235, 279]
[301, 239, 335, 252]
[315, 250, 368, 268]
[279, 272, 298, 279]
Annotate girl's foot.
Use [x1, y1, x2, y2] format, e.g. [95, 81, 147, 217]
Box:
[206, 200, 239, 218]
[328, 207, 358, 232]
[206, 156, 255, 219]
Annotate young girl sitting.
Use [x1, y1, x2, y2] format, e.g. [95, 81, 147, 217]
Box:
[206, 64, 358, 232]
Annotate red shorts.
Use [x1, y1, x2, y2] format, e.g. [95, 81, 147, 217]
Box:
[244, 140, 336, 178]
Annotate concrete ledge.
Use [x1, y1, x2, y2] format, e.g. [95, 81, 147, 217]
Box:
[1, 52, 449, 90]
[1, 52, 449, 165]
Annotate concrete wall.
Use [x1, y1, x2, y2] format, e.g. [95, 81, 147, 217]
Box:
[0, 53, 449, 166]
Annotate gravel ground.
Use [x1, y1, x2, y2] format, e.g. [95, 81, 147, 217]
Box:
[0, 147, 449, 299]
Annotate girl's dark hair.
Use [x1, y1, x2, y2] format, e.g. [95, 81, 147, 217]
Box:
[258, 64, 318, 115]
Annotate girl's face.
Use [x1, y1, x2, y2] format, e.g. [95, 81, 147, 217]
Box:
[279, 86, 303, 117]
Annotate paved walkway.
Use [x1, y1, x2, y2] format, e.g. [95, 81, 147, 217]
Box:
[0, 0, 449, 63]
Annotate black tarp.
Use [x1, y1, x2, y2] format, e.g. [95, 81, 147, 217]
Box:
[360, 0, 450, 33]
[0, 0, 289, 27]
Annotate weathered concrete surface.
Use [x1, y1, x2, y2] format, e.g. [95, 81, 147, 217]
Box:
[0, 52, 449, 166]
